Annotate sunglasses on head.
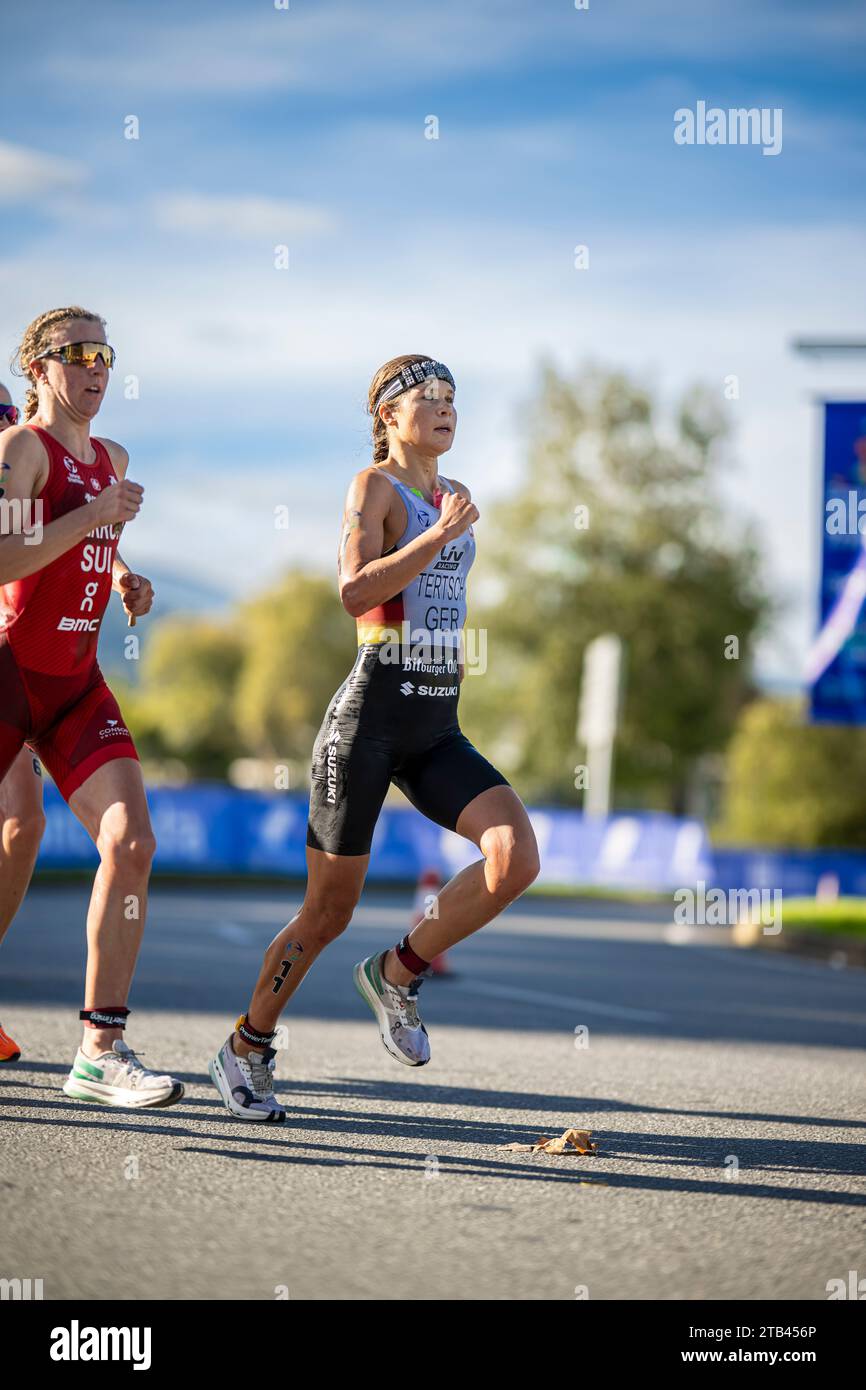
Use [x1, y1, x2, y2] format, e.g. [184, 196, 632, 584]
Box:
[0, 403, 19, 424]
[32, 341, 116, 370]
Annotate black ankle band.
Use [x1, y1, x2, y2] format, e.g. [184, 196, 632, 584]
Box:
[395, 934, 430, 977]
[80, 1007, 130, 1030]
[235, 1013, 276, 1048]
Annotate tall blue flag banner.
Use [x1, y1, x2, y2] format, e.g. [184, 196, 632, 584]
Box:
[809, 402, 866, 723]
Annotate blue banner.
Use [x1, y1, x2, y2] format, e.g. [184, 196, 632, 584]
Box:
[712, 847, 866, 898]
[809, 402, 866, 723]
[37, 784, 866, 894]
[36, 784, 714, 891]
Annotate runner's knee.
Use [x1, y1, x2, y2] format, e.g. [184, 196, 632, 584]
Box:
[485, 831, 540, 902]
[1, 808, 46, 860]
[96, 819, 156, 876]
[301, 893, 359, 947]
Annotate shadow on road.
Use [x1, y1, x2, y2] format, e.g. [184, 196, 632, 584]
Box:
[4, 1061, 866, 1132]
[2, 1073, 865, 1202]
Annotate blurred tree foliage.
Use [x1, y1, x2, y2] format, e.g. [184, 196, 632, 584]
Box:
[232, 571, 355, 760]
[122, 619, 246, 777]
[124, 573, 354, 779]
[458, 362, 770, 811]
[717, 698, 866, 849]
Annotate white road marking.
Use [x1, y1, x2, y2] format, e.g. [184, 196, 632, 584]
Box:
[715, 1002, 866, 1027]
[453, 978, 670, 1022]
[213, 922, 251, 943]
[712, 946, 865, 982]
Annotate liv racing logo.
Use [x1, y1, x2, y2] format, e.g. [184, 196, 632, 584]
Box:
[434, 545, 463, 572]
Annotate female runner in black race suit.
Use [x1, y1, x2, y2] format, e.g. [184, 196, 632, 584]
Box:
[209, 354, 539, 1121]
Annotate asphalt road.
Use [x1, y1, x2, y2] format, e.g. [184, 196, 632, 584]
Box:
[0, 883, 864, 1301]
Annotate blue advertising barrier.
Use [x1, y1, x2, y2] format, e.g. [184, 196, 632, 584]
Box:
[38, 784, 865, 894]
[711, 847, 866, 898]
[37, 784, 715, 890]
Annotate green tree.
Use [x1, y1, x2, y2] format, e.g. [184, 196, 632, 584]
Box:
[137, 617, 246, 777]
[718, 698, 866, 849]
[233, 570, 355, 762]
[459, 363, 770, 811]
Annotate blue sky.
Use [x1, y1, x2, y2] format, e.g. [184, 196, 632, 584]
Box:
[1, 0, 865, 680]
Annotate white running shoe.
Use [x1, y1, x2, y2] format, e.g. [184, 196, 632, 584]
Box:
[62, 1039, 184, 1109]
[353, 951, 431, 1066]
[209, 1036, 287, 1123]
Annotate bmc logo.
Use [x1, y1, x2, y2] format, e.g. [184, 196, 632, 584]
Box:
[57, 617, 100, 632]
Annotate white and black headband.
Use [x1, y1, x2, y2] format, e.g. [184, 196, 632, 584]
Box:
[373, 359, 455, 415]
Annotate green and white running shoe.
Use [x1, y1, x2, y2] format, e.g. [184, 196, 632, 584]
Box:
[208, 1036, 287, 1123]
[353, 951, 431, 1067]
[62, 1039, 184, 1109]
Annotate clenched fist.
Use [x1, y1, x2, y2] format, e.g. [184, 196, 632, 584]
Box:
[116, 570, 154, 621]
[91, 478, 144, 529]
[435, 489, 478, 542]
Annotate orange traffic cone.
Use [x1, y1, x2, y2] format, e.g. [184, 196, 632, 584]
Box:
[412, 866, 451, 976]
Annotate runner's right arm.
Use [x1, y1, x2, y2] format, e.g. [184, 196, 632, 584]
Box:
[0, 428, 143, 585]
[338, 468, 479, 618]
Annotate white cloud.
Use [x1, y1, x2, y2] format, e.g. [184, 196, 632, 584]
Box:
[43, 17, 295, 95]
[126, 467, 342, 597]
[152, 193, 336, 239]
[0, 140, 86, 203]
[41, 5, 545, 96]
[38, 1, 865, 98]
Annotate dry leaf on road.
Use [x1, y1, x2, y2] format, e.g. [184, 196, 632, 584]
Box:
[500, 1127, 598, 1155]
